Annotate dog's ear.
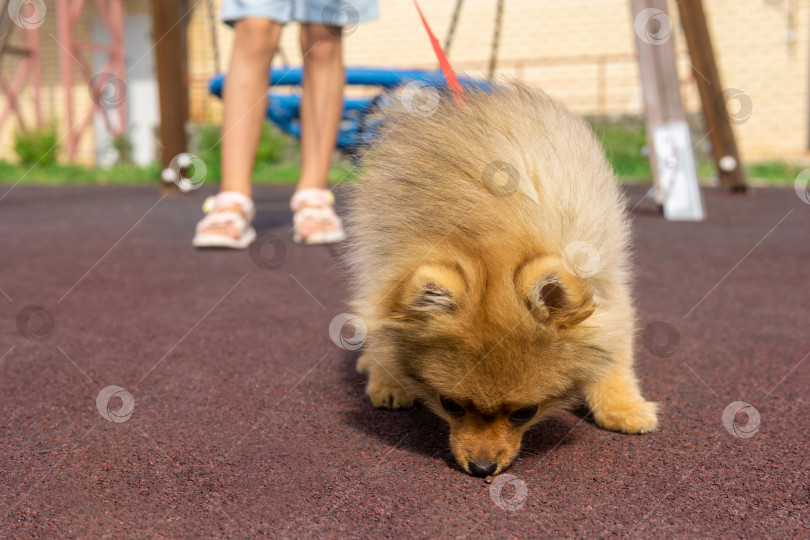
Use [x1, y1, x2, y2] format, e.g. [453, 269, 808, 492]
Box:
[401, 263, 465, 313]
[516, 256, 595, 328]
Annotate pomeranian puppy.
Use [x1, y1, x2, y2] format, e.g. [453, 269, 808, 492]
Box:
[344, 83, 657, 477]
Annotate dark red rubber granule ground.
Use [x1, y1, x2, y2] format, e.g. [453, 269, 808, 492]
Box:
[0, 184, 807, 536]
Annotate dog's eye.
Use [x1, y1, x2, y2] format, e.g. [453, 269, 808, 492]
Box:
[440, 397, 465, 417]
[509, 405, 539, 423]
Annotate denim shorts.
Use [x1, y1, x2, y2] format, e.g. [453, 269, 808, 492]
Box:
[221, 0, 379, 27]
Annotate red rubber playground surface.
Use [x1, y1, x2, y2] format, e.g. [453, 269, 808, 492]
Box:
[1, 184, 808, 536]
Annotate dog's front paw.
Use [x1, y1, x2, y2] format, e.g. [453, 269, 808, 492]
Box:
[366, 374, 414, 410]
[592, 399, 658, 434]
[356, 353, 372, 374]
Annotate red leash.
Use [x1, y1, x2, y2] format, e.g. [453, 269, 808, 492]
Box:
[412, 0, 467, 108]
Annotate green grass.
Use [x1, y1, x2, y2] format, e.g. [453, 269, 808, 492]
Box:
[746, 160, 807, 186]
[0, 160, 162, 185]
[0, 123, 359, 187]
[0, 120, 802, 187]
[589, 117, 804, 186]
[0, 159, 356, 186]
[252, 161, 358, 184]
[590, 119, 653, 181]
[14, 126, 59, 167]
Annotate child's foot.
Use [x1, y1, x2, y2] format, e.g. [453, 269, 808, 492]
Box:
[290, 188, 346, 244]
[192, 191, 256, 249]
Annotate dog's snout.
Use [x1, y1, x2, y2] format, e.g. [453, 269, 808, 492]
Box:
[468, 460, 497, 477]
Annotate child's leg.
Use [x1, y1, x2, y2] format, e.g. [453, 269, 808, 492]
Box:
[204, 18, 282, 239]
[298, 23, 344, 191]
[293, 24, 345, 241]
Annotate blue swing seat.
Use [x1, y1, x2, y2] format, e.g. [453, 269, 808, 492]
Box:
[208, 66, 490, 153]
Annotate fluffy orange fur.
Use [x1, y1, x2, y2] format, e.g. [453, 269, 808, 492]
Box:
[345, 83, 657, 476]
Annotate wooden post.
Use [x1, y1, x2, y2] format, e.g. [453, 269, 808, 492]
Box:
[631, 0, 705, 220]
[150, 0, 188, 191]
[677, 0, 746, 191]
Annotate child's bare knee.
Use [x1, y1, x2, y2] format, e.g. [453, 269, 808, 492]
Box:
[234, 19, 278, 57]
[306, 39, 341, 64]
[301, 25, 342, 63]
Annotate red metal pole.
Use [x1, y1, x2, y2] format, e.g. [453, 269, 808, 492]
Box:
[57, 0, 76, 159]
[56, 0, 128, 162]
[27, 28, 43, 128]
[96, 0, 127, 136]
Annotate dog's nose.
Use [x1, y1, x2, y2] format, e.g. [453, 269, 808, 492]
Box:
[468, 460, 497, 477]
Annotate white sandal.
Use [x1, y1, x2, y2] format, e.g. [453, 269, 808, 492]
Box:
[290, 188, 346, 245]
[192, 191, 257, 249]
